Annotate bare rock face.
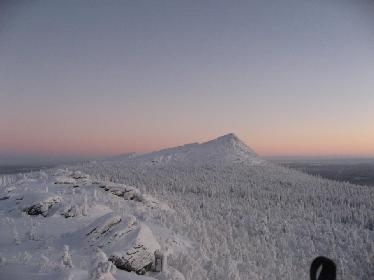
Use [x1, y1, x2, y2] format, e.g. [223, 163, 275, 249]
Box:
[21, 193, 62, 217]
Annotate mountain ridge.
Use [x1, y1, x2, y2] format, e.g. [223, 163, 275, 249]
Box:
[114, 133, 259, 166]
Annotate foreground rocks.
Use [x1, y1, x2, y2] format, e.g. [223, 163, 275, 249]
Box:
[82, 213, 161, 274]
[109, 224, 161, 274]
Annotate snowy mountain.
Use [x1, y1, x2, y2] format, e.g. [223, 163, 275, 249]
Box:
[107, 133, 259, 167]
[0, 134, 373, 279]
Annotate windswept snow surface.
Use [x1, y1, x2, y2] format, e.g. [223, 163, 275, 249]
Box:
[0, 170, 185, 280]
[1, 134, 374, 279]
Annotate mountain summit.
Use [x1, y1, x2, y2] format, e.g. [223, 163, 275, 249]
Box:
[126, 133, 259, 166]
[202, 133, 257, 156]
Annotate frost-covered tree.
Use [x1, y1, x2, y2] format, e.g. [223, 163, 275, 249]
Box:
[89, 248, 116, 280]
[0, 255, 6, 266]
[62, 245, 74, 269]
[74, 153, 374, 279]
[39, 255, 50, 273]
[19, 251, 32, 265]
[13, 226, 21, 245]
[82, 193, 88, 216]
[28, 218, 38, 241]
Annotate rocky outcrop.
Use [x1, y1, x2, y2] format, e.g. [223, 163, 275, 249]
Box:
[100, 184, 143, 202]
[108, 224, 160, 274]
[81, 213, 160, 274]
[71, 171, 90, 180]
[99, 183, 167, 210]
[54, 170, 90, 185]
[85, 213, 123, 239]
[54, 175, 77, 185]
[21, 193, 62, 217]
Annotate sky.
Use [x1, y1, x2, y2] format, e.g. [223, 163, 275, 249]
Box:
[1, 0, 374, 163]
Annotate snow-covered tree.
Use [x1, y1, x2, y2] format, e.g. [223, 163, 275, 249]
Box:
[89, 248, 116, 280]
[82, 193, 88, 216]
[38, 255, 50, 273]
[13, 226, 21, 245]
[28, 219, 38, 241]
[19, 251, 32, 265]
[0, 255, 6, 266]
[62, 245, 74, 269]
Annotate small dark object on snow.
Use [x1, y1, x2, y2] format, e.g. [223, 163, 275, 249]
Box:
[310, 256, 336, 280]
[154, 249, 163, 272]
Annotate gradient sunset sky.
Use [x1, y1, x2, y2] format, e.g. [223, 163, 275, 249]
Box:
[1, 0, 374, 160]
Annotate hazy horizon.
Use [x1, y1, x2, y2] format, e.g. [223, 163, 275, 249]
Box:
[1, 0, 374, 160]
[1, 132, 374, 166]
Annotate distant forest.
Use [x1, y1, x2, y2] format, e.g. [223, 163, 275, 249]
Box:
[276, 159, 374, 187]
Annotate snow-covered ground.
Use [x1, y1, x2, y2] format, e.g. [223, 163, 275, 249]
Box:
[0, 170, 185, 280]
[0, 134, 373, 279]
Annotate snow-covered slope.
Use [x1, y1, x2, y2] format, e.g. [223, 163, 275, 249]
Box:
[1, 134, 373, 279]
[106, 133, 260, 167]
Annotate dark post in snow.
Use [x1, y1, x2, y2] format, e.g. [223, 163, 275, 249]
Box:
[154, 249, 163, 272]
[310, 256, 336, 280]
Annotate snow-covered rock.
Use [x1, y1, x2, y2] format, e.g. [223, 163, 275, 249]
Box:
[54, 170, 90, 185]
[100, 184, 143, 202]
[54, 175, 77, 185]
[109, 223, 160, 274]
[21, 192, 62, 217]
[71, 170, 90, 180]
[61, 204, 81, 218]
[85, 213, 123, 241]
[80, 212, 161, 274]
